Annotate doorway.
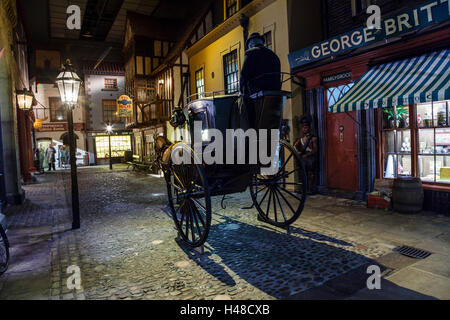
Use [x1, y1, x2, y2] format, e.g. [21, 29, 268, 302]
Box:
[325, 84, 359, 191]
[326, 112, 359, 191]
[37, 139, 52, 169]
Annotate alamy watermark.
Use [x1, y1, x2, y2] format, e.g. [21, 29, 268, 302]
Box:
[66, 5, 81, 30]
[171, 122, 281, 175]
[366, 265, 382, 290]
[67, 265, 82, 290]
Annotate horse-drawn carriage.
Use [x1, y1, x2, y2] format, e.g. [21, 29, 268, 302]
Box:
[155, 90, 307, 248]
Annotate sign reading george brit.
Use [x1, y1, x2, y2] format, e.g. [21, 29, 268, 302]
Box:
[289, 0, 450, 70]
[117, 95, 133, 117]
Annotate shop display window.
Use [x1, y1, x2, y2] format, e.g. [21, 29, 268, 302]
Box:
[95, 136, 132, 159]
[382, 100, 450, 184]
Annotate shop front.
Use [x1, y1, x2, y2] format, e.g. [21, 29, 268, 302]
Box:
[289, 1, 450, 213]
[92, 131, 132, 165]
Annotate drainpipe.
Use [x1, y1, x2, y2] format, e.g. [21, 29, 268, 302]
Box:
[240, 14, 250, 50]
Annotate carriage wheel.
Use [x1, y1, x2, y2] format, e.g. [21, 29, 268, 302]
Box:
[0, 225, 9, 276]
[250, 140, 307, 228]
[165, 143, 212, 248]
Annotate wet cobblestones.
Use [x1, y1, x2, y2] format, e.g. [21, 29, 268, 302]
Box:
[2, 166, 429, 300]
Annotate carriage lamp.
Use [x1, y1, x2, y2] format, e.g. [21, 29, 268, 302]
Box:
[16, 88, 34, 110]
[56, 59, 82, 108]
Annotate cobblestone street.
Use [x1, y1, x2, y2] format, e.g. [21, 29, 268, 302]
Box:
[0, 165, 449, 300]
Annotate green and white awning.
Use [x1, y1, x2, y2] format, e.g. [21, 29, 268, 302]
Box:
[332, 49, 450, 113]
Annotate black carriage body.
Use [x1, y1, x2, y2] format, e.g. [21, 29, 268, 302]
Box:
[185, 91, 290, 197]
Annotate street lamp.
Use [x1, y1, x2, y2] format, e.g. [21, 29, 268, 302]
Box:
[16, 88, 34, 111]
[56, 59, 82, 230]
[106, 125, 113, 170]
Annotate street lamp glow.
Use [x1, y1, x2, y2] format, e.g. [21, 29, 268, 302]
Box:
[106, 125, 113, 132]
[16, 88, 34, 110]
[56, 59, 82, 107]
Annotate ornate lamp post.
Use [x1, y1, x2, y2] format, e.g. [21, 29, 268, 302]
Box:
[106, 125, 113, 171]
[56, 60, 82, 230]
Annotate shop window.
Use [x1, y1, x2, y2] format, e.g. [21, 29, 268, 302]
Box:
[225, 0, 238, 19]
[195, 68, 205, 98]
[263, 31, 273, 51]
[95, 135, 132, 159]
[102, 100, 121, 124]
[381, 101, 450, 183]
[49, 97, 67, 122]
[326, 84, 354, 109]
[104, 78, 117, 90]
[223, 50, 239, 94]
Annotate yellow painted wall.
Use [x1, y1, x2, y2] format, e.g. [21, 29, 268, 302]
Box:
[188, 0, 294, 122]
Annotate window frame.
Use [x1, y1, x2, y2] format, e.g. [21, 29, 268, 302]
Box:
[225, 0, 239, 19]
[223, 49, 239, 95]
[104, 78, 118, 90]
[49, 97, 67, 122]
[380, 101, 450, 185]
[102, 99, 121, 124]
[195, 68, 205, 98]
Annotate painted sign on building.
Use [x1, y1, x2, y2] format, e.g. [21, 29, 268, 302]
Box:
[323, 71, 352, 84]
[40, 123, 85, 132]
[117, 95, 133, 117]
[289, 0, 450, 70]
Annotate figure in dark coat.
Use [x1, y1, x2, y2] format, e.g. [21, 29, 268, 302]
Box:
[240, 33, 281, 96]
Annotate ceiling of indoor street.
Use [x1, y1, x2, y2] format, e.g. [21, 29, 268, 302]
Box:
[21, 0, 206, 44]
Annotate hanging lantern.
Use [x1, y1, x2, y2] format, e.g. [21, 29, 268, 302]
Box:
[56, 59, 82, 108]
[16, 88, 34, 110]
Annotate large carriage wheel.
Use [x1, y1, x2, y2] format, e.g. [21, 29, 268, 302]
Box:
[250, 140, 307, 228]
[165, 143, 212, 248]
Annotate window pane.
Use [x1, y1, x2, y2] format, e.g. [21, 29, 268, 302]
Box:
[417, 103, 433, 128]
[384, 154, 397, 178]
[419, 155, 435, 182]
[433, 101, 447, 127]
[436, 128, 450, 154]
[437, 156, 450, 183]
[396, 130, 411, 153]
[326, 83, 354, 109]
[418, 129, 435, 154]
[398, 155, 412, 177]
[383, 131, 395, 154]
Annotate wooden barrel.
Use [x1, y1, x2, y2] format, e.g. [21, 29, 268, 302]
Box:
[393, 178, 424, 214]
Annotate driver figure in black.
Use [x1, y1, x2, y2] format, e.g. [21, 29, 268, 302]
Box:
[239, 33, 282, 129]
[240, 32, 281, 96]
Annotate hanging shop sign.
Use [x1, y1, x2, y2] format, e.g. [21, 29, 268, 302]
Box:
[322, 71, 352, 84]
[117, 95, 133, 117]
[289, 0, 450, 70]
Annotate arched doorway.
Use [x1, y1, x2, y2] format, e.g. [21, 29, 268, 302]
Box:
[60, 132, 79, 146]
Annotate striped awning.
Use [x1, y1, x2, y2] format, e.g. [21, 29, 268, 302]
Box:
[332, 49, 450, 113]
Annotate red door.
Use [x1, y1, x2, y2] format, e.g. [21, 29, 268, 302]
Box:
[326, 111, 358, 191]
